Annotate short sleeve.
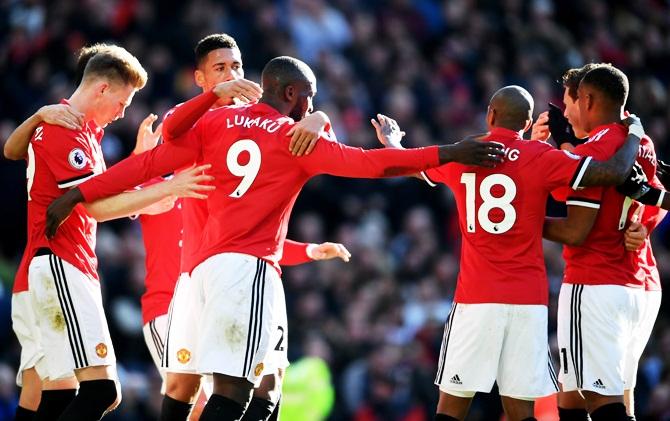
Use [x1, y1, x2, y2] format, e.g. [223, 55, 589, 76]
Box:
[535, 146, 591, 191]
[422, 165, 451, 187]
[35, 125, 97, 189]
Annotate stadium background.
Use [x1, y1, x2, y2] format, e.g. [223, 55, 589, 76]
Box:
[0, 0, 669, 419]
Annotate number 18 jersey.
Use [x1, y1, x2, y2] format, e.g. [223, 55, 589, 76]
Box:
[423, 127, 588, 305]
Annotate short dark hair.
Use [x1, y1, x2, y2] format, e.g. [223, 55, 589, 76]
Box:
[580, 64, 629, 107]
[261, 56, 314, 96]
[561, 63, 605, 101]
[81, 44, 147, 89]
[194, 34, 238, 66]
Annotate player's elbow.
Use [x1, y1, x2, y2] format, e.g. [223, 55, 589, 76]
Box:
[3, 144, 23, 160]
[563, 229, 589, 246]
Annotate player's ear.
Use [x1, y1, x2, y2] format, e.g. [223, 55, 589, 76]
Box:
[194, 69, 205, 88]
[486, 106, 495, 127]
[97, 81, 110, 97]
[284, 85, 295, 102]
[522, 117, 532, 134]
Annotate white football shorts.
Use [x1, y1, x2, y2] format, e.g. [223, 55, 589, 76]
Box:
[434, 302, 558, 399]
[557, 283, 644, 395]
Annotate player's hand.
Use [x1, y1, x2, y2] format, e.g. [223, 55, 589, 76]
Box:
[371, 113, 406, 149]
[441, 133, 504, 168]
[308, 242, 351, 262]
[622, 113, 645, 140]
[657, 159, 670, 188]
[547, 103, 584, 148]
[164, 164, 216, 200]
[624, 221, 647, 251]
[46, 188, 85, 239]
[616, 162, 650, 199]
[134, 113, 163, 154]
[37, 104, 84, 130]
[213, 79, 263, 105]
[140, 195, 177, 215]
[530, 111, 550, 142]
[287, 111, 330, 156]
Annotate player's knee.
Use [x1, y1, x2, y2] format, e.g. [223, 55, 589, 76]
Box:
[254, 372, 282, 403]
[166, 373, 201, 403]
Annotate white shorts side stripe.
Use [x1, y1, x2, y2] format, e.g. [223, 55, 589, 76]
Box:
[50, 255, 89, 368]
[243, 260, 264, 377]
[435, 303, 457, 385]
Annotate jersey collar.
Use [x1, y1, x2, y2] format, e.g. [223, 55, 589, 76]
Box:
[486, 127, 523, 143]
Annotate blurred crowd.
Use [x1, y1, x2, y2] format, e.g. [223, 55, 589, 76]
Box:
[1, 0, 670, 420]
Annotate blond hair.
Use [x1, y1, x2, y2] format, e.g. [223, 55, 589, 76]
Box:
[79, 43, 147, 89]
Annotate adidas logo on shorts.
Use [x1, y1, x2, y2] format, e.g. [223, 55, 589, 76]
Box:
[593, 379, 606, 389]
[450, 374, 462, 385]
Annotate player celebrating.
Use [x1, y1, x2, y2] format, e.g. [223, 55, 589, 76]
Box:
[10, 44, 215, 421]
[137, 34, 350, 421]
[533, 64, 668, 421]
[376, 85, 645, 421]
[45, 55, 507, 421]
[542, 65, 653, 421]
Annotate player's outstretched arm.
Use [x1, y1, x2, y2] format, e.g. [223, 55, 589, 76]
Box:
[577, 114, 644, 188]
[46, 162, 211, 237]
[3, 104, 84, 160]
[287, 111, 331, 156]
[81, 164, 214, 223]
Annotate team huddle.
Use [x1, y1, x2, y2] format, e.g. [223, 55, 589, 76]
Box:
[5, 32, 670, 421]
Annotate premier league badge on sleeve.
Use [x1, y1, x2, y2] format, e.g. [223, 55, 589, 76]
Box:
[68, 148, 88, 169]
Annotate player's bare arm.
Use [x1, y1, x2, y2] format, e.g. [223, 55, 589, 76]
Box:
[46, 164, 213, 237]
[287, 111, 331, 156]
[543, 205, 599, 246]
[577, 115, 644, 187]
[3, 104, 84, 160]
[371, 113, 502, 168]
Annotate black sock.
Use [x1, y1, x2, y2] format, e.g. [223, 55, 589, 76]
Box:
[266, 397, 280, 421]
[58, 379, 118, 421]
[520, 418, 538, 421]
[200, 394, 245, 421]
[33, 389, 77, 421]
[14, 406, 36, 421]
[590, 403, 629, 421]
[160, 395, 194, 421]
[240, 397, 275, 421]
[558, 407, 589, 421]
[628, 416, 636, 421]
[435, 414, 460, 421]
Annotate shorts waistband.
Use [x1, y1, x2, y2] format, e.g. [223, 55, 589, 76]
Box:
[34, 247, 53, 256]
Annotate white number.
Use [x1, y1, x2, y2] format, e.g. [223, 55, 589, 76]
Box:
[460, 173, 517, 234]
[227, 139, 261, 198]
[26, 144, 36, 201]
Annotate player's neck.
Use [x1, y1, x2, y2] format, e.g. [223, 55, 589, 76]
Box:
[259, 97, 288, 115]
[68, 89, 95, 122]
[589, 107, 624, 130]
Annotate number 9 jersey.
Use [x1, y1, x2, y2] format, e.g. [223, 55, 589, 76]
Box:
[422, 127, 588, 305]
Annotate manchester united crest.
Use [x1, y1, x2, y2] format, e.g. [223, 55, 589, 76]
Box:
[95, 343, 108, 358]
[177, 348, 191, 364]
[254, 362, 264, 377]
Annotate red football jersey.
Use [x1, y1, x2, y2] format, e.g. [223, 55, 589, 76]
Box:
[423, 127, 588, 305]
[138, 176, 183, 324]
[79, 102, 440, 271]
[160, 102, 313, 273]
[554, 124, 655, 288]
[14, 118, 105, 293]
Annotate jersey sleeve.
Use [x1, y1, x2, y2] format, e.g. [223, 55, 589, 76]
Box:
[79, 131, 200, 202]
[279, 239, 312, 266]
[162, 90, 218, 141]
[535, 146, 592, 191]
[37, 125, 98, 189]
[296, 131, 441, 178]
[421, 165, 451, 187]
[560, 139, 614, 209]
